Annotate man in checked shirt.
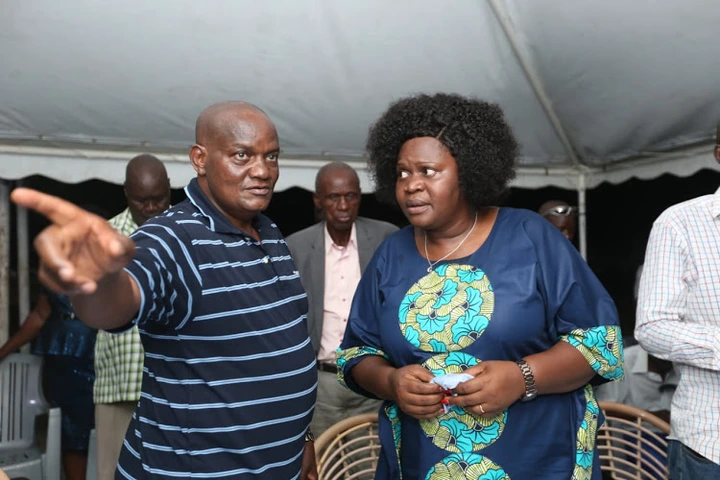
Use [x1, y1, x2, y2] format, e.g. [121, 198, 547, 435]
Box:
[636, 124, 720, 478]
[94, 154, 171, 480]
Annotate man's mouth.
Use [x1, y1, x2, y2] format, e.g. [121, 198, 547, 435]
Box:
[247, 186, 271, 195]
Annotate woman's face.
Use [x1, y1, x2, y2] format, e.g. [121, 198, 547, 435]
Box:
[395, 136, 469, 231]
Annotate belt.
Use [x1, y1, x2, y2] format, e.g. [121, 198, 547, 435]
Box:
[317, 362, 339, 374]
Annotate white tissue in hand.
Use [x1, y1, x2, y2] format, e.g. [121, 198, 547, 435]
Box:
[431, 373, 474, 413]
[431, 373, 474, 390]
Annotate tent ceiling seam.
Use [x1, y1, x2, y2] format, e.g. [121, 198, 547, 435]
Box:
[487, 0, 586, 171]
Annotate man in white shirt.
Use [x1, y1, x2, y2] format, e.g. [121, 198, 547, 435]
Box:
[635, 125, 720, 478]
[287, 162, 397, 435]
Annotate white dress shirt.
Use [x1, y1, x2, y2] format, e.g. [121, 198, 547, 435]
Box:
[636, 187, 720, 464]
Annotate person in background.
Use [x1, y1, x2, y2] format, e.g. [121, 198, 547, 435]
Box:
[11, 101, 318, 479]
[635, 124, 720, 478]
[286, 161, 397, 435]
[595, 344, 677, 422]
[597, 261, 677, 422]
[0, 287, 96, 480]
[338, 93, 624, 479]
[538, 200, 577, 242]
[93, 153, 171, 480]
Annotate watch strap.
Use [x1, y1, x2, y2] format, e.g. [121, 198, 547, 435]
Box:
[516, 358, 538, 402]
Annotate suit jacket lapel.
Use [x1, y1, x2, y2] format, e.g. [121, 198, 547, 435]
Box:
[310, 223, 326, 333]
[357, 219, 374, 272]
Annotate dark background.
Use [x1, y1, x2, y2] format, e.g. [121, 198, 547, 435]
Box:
[10, 168, 720, 339]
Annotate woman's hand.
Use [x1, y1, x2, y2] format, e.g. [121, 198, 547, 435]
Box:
[388, 364, 445, 419]
[446, 361, 525, 417]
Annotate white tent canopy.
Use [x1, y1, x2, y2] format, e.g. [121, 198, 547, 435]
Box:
[2, 0, 720, 341]
[2, 0, 719, 192]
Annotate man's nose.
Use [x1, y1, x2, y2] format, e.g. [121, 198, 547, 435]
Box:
[249, 157, 271, 179]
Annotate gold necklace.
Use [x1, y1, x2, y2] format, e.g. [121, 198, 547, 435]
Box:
[423, 212, 478, 273]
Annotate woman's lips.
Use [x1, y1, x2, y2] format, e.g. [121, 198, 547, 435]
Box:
[405, 202, 430, 215]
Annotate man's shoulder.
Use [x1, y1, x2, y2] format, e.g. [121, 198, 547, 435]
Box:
[655, 193, 715, 227]
[286, 222, 323, 246]
[356, 217, 399, 235]
[131, 201, 206, 237]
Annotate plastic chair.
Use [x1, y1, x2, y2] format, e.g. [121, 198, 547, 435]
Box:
[0, 354, 61, 480]
[598, 401, 671, 480]
[314, 413, 380, 480]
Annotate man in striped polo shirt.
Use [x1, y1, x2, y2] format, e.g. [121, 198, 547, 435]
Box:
[12, 102, 318, 479]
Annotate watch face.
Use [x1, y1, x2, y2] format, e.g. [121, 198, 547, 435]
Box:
[305, 430, 315, 442]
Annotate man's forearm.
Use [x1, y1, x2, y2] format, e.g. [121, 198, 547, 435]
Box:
[70, 270, 141, 330]
[636, 318, 720, 371]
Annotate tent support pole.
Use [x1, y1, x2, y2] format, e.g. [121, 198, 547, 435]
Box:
[487, 0, 583, 168]
[0, 181, 9, 345]
[17, 181, 30, 351]
[578, 173, 587, 260]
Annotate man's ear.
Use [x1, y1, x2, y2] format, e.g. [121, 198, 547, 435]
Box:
[190, 145, 207, 175]
[313, 193, 321, 211]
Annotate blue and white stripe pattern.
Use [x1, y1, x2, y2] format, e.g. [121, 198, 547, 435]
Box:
[117, 178, 317, 479]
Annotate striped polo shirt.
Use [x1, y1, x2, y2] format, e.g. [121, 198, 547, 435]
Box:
[116, 178, 317, 479]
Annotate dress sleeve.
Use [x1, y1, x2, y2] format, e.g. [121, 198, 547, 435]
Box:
[530, 218, 625, 384]
[124, 220, 202, 333]
[337, 248, 390, 397]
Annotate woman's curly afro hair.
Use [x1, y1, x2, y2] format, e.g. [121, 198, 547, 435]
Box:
[366, 93, 518, 209]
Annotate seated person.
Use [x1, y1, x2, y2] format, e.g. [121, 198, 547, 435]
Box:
[595, 343, 677, 422]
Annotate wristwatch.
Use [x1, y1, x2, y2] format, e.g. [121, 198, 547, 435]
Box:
[516, 359, 538, 402]
[305, 428, 315, 442]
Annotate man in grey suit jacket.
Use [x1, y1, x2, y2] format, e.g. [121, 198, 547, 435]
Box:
[286, 162, 398, 435]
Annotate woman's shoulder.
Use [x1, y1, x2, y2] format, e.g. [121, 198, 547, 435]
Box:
[496, 207, 559, 238]
[377, 224, 414, 249]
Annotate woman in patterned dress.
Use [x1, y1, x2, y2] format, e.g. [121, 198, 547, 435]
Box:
[338, 93, 625, 480]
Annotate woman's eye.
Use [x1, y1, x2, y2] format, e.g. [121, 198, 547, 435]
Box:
[424, 168, 437, 176]
[398, 171, 410, 179]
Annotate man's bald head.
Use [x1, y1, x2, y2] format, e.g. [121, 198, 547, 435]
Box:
[195, 102, 275, 145]
[314, 162, 361, 243]
[126, 154, 167, 184]
[189, 101, 281, 232]
[315, 161, 359, 193]
[124, 154, 171, 226]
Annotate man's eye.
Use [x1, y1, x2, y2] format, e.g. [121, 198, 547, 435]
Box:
[267, 153, 278, 161]
[235, 152, 247, 159]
